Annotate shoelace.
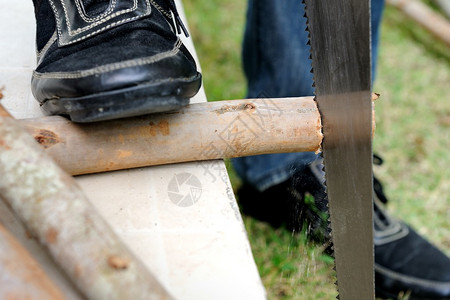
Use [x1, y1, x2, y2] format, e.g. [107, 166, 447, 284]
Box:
[373, 153, 389, 204]
[167, 0, 189, 37]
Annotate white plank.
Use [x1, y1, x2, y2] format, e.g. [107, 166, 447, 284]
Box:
[0, 1, 266, 299]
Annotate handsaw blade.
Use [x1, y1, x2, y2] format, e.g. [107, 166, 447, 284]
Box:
[303, 0, 375, 299]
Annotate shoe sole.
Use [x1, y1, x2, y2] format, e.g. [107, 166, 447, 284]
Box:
[41, 73, 202, 123]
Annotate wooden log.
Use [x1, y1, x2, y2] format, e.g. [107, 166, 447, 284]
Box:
[21, 97, 323, 175]
[0, 222, 67, 300]
[437, 0, 450, 19]
[387, 0, 450, 47]
[0, 105, 173, 300]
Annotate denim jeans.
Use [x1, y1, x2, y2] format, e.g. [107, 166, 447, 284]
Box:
[232, 0, 385, 191]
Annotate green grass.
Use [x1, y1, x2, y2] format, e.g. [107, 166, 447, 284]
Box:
[185, 1, 450, 299]
[373, 7, 450, 248]
[182, 1, 247, 101]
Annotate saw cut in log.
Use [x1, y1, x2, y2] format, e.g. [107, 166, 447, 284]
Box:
[0, 222, 66, 300]
[22, 97, 324, 175]
[0, 105, 173, 300]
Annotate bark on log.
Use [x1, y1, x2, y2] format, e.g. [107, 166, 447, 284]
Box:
[21, 97, 323, 175]
[0, 222, 67, 300]
[387, 0, 450, 47]
[0, 105, 173, 300]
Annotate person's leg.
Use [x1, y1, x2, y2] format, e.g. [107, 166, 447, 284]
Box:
[233, 0, 384, 191]
[31, 0, 201, 122]
[233, 0, 383, 226]
[232, 0, 317, 192]
[235, 0, 450, 298]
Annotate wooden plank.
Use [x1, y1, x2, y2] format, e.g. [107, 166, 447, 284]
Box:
[0, 222, 67, 300]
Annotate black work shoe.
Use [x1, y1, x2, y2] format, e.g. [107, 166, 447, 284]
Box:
[238, 157, 450, 299]
[374, 203, 450, 299]
[31, 0, 202, 122]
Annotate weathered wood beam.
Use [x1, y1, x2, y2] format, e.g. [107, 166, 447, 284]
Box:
[0, 222, 67, 300]
[22, 97, 323, 175]
[0, 105, 173, 300]
[387, 0, 450, 47]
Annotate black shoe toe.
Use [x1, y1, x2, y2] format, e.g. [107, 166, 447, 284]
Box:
[375, 224, 450, 299]
[32, 0, 201, 122]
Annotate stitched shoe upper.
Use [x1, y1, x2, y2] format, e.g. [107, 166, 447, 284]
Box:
[32, 0, 200, 106]
[375, 224, 450, 299]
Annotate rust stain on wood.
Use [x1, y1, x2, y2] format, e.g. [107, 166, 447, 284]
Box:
[117, 150, 133, 159]
[0, 99, 12, 118]
[148, 120, 170, 136]
[46, 227, 58, 244]
[108, 255, 130, 270]
[74, 264, 83, 278]
[34, 129, 61, 149]
[214, 103, 256, 114]
[25, 230, 34, 239]
[0, 139, 11, 150]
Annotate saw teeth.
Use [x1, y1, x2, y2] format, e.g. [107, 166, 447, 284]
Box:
[303, 0, 375, 297]
[302, 0, 339, 297]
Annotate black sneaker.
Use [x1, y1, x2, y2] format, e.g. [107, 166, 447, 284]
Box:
[31, 0, 202, 122]
[238, 156, 450, 299]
